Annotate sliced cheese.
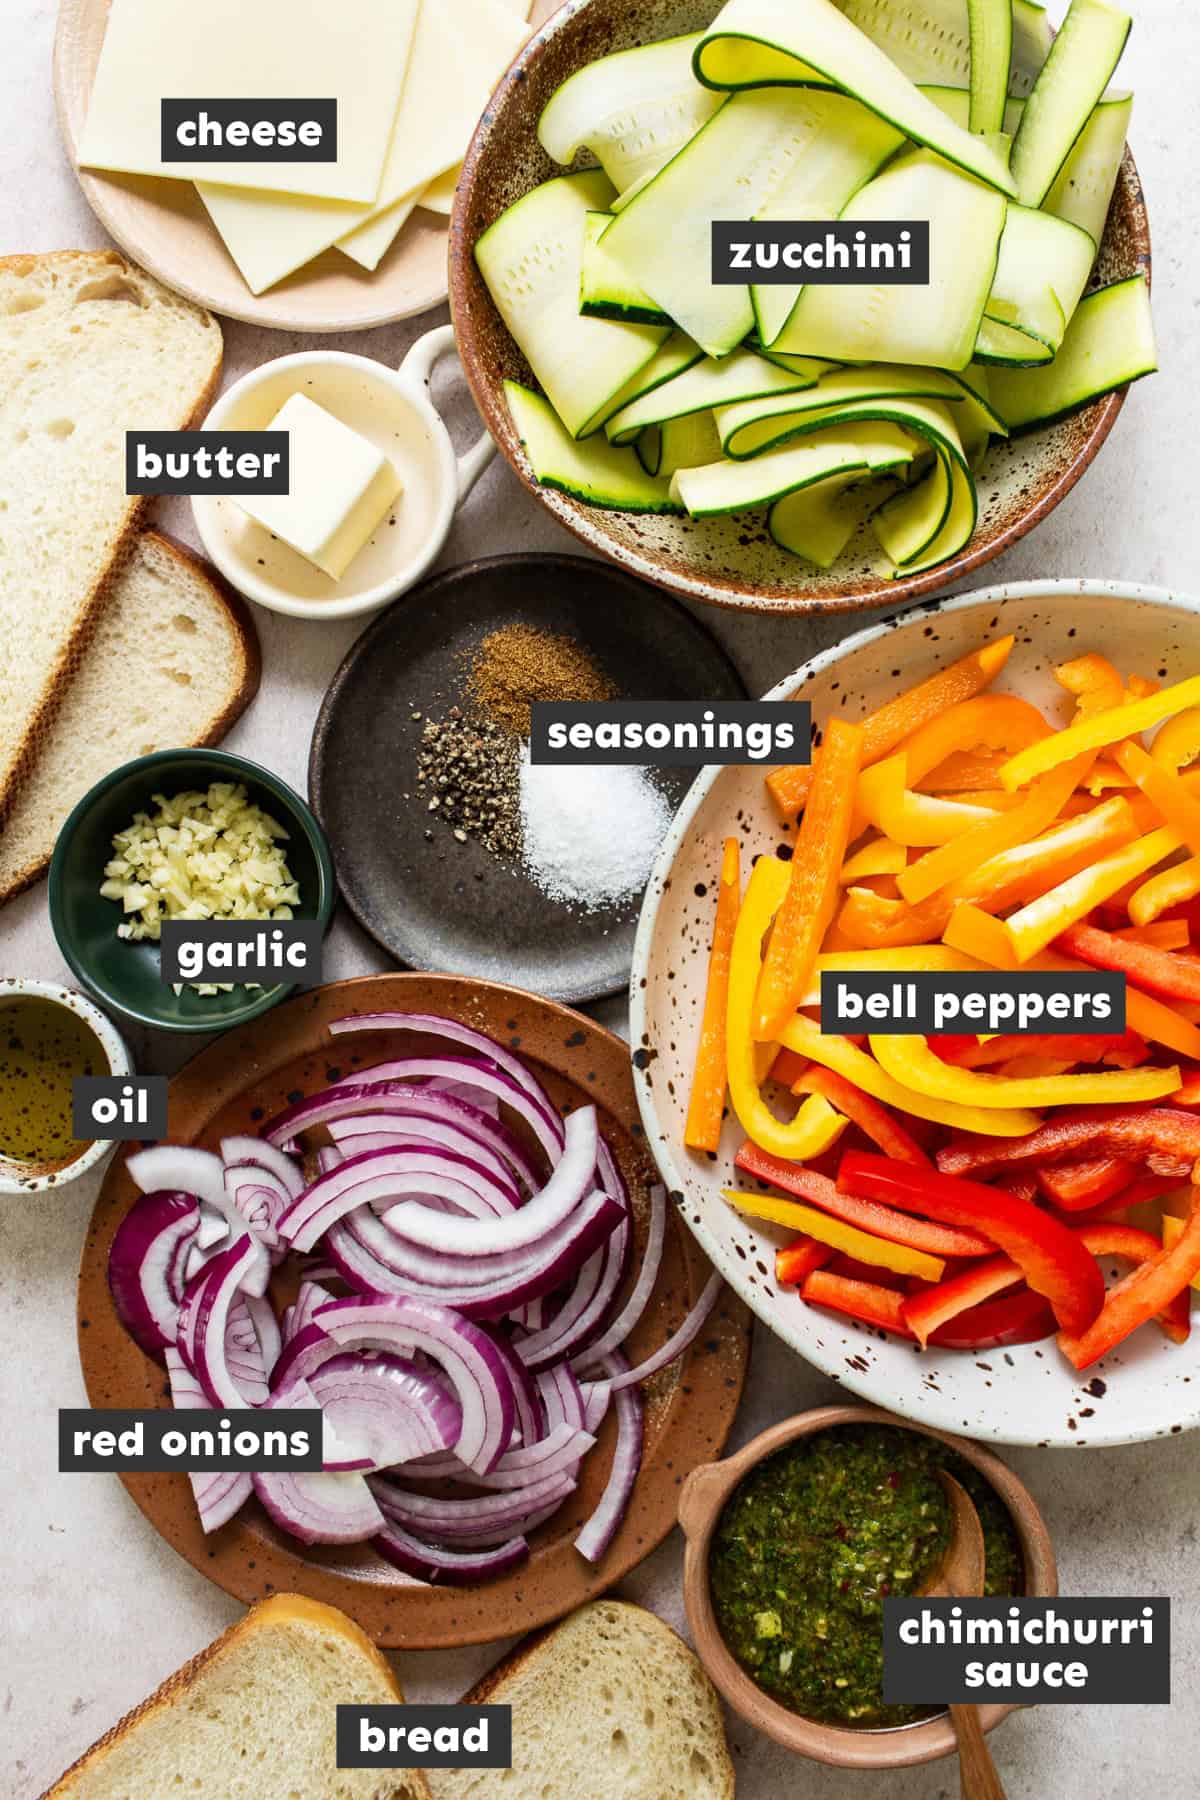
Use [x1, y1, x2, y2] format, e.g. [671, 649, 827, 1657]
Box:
[419, 164, 460, 216]
[78, 0, 419, 203]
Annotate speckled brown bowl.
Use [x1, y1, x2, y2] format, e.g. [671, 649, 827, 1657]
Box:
[679, 1404, 1058, 1769]
[450, 0, 1152, 616]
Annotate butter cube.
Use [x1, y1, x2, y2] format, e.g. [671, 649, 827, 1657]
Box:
[237, 392, 402, 579]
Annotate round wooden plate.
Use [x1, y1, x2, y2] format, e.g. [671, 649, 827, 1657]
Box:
[52, 0, 558, 331]
[77, 973, 750, 1647]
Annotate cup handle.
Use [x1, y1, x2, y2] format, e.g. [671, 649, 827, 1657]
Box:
[398, 324, 496, 504]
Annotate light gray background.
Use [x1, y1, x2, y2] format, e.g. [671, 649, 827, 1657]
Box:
[2, 2, 1197, 1793]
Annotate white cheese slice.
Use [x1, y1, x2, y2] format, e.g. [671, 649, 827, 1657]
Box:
[78, 0, 419, 204]
[419, 164, 461, 217]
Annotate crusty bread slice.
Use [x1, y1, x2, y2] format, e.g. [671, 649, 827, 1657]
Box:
[0, 530, 260, 904]
[427, 1600, 736, 1800]
[0, 251, 222, 817]
[42, 1593, 432, 1800]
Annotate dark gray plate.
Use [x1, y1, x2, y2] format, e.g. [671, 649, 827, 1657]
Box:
[308, 553, 747, 1003]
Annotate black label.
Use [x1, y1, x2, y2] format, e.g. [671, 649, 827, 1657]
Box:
[821, 972, 1126, 1036]
[337, 1707, 512, 1769]
[72, 1076, 168, 1142]
[126, 431, 290, 496]
[161, 99, 337, 163]
[159, 921, 324, 989]
[712, 220, 930, 285]
[59, 1409, 324, 1472]
[530, 701, 811, 767]
[884, 1599, 1170, 1705]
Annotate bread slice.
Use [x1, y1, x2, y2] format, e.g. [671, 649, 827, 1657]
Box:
[42, 1593, 432, 1800]
[0, 531, 260, 904]
[0, 251, 222, 817]
[427, 1600, 735, 1800]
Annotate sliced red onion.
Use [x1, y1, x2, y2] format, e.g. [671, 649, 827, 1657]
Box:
[278, 1145, 520, 1253]
[537, 1361, 587, 1433]
[223, 1163, 289, 1249]
[491, 1335, 544, 1448]
[269, 1321, 339, 1393]
[331, 1113, 519, 1200]
[581, 1381, 611, 1434]
[285, 1280, 336, 1346]
[107, 1190, 199, 1359]
[607, 1271, 723, 1391]
[373, 1522, 528, 1585]
[196, 1210, 229, 1250]
[321, 1052, 563, 1163]
[409, 1423, 594, 1489]
[371, 1470, 574, 1538]
[300, 1353, 462, 1472]
[428, 1076, 501, 1117]
[225, 1294, 270, 1404]
[219, 1134, 303, 1199]
[572, 1185, 667, 1372]
[253, 1465, 385, 1545]
[575, 1352, 643, 1565]
[243, 1293, 282, 1379]
[164, 1347, 251, 1533]
[176, 1235, 264, 1409]
[329, 1012, 559, 1130]
[127, 1145, 259, 1248]
[316, 1145, 344, 1173]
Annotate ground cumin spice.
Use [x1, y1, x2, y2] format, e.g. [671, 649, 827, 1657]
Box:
[468, 624, 617, 736]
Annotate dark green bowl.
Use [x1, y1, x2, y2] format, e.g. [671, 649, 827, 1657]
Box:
[49, 749, 337, 1036]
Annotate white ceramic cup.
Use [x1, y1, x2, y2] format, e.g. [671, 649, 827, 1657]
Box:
[192, 326, 496, 621]
[0, 979, 132, 1195]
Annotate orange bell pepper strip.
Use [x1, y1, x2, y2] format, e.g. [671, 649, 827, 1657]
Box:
[1000, 674, 1200, 792]
[786, 1064, 931, 1165]
[766, 636, 1015, 816]
[936, 1105, 1200, 1182]
[1056, 652, 1125, 714]
[918, 748, 1007, 791]
[902, 1255, 1024, 1347]
[1111, 920, 1191, 949]
[1056, 921, 1200, 1005]
[776, 1235, 833, 1287]
[734, 1148, 988, 1255]
[800, 1267, 914, 1336]
[684, 838, 741, 1153]
[898, 756, 1087, 906]
[1114, 740, 1200, 856]
[1162, 1214, 1200, 1293]
[840, 837, 907, 882]
[868, 1032, 1180, 1110]
[722, 1188, 947, 1282]
[754, 718, 864, 1042]
[896, 694, 1052, 783]
[1074, 1223, 1191, 1342]
[1151, 706, 1200, 771]
[1057, 1192, 1200, 1369]
[1037, 1157, 1137, 1209]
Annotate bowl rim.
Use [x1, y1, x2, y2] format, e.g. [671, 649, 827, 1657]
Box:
[47, 747, 338, 1036]
[630, 577, 1200, 1446]
[0, 978, 132, 1194]
[677, 1402, 1057, 1769]
[448, 0, 1152, 617]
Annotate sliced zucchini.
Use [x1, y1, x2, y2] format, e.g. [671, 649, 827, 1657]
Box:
[537, 33, 725, 199]
[716, 365, 969, 458]
[1043, 92, 1132, 246]
[870, 399, 976, 572]
[580, 214, 670, 325]
[505, 381, 683, 513]
[694, 0, 1017, 195]
[768, 471, 896, 565]
[967, 0, 1012, 133]
[838, 0, 1051, 96]
[922, 84, 1024, 133]
[638, 412, 724, 479]
[775, 150, 1007, 370]
[606, 349, 823, 445]
[475, 172, 670, 440]
[590, 333, 706, 433]
[974, 316, 1056, 366]
[671, 420, 916, 516]
[984, 204, 1096, 350]
[1009, 0, 1132, 207]
[946, 365, 1008, 465]
[986, 273, 1156, 430]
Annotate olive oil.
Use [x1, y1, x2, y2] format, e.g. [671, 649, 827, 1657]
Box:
[0, 995, 106, 1171]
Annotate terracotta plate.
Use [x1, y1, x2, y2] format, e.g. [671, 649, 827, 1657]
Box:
[450, 0, 1153, 615]
[78, 973, 750, 1647]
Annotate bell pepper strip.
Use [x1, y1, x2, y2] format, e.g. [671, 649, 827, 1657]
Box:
[919, 749, 1007, 792]
[1169, 1071, 1200, 1107]
[856, 754, 999, 847]
[868, 1032, 1180, 1110]
[800, 1267, 915, 1336]
[841, 837, 907, 882]
[722, 1188, 947, 1282]
[1056, 920, 1200, 1004]
[1127, 674, 1160, 700]
[726, 854, 848, 1161]
[1036, 1157, 1137, 1210]
[733, 1147, 989, 1256]
[754, 719, 864, 1043]
[1129, 855, 1200, 928]
[1034, 952, 1200, 1063]
[767, 636, 1015, 818]
[927, 1288, 1057, 1349]
[684, 837, 741, 1153]
[798, 948, 987, 1000]
[780, 1014, 1041, 1138]
[1111, 919, 1191, 949]
[838, 1151, 1106, 1335]
[935, 1105, 1200, 1181]
[901, 1255, 1024, 1347]
[776, 1235, 833, 1287]
[1056, 652, 1125, 714]
[1057, 1193, 1200, 1369]
[1162, 1214, 1200, 1293]
[1152, 706, 1200, 772]
[898, 758, 1085, 906]
[897, 695, 1052, 785]
[1114, 740, 1200, 856]
[1000, 674, 1200, 792]
[786, 1065, 931, 1165]
[1074, 1223, 1191, 1343]
[935, 1031, 1149, 1071]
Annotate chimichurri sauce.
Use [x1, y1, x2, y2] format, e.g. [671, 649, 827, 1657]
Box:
[710, 1424, 1023, 1728]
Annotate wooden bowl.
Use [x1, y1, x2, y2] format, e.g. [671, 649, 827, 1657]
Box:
[678, 1404, 1058, 1769]
[450, 0, 1152, 616]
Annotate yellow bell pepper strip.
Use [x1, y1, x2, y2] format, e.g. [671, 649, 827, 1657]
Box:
[840, 837, 907, 882]
[779, 1013, 1040, 1137]
[1114, 740, 1200, 856]
[1152, 706, 1200, 772]
[1000, 674, 1200, 792]
[971, 826, 1181, 964]
[895, 694, 1052, 786]
[898, 756, 1087, 906]
[1130, 856, 1200, 928]
[684, 838, 741, 1154]
[868, 1032, 1180, 1110]
[856, 754, 999, 846]
[754, 718, 864, 1043]
[722, 1188, 946, 1282]
[781, 1069, 934, 1168]
[726, 855, 847, 1161]
[1057, 1191, 1200, 1370]
[1162, 1214, 1200, 1293]
[766, 636, 1015, 817]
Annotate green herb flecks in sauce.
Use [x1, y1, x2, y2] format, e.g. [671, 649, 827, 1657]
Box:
[710, 1424, 1023, 1728]
[0, 996, 104, 1171]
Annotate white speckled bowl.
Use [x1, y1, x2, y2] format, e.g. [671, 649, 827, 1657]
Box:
[631, 580, 1200, 1448]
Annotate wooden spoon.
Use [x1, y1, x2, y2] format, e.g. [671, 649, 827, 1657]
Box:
[921, 1470, 1008, 1800]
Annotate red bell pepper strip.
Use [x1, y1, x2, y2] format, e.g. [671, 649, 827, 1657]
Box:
[788, 1063, 932, 1165]
[800, 1267, 914, 1336]
[1036, 1157, 1137, 1211]
[1054, 1172, 1186, 1227]
[1056, 921, 1200, 1004]
[1058, 1194, 1200, 1369]
[928, 1288, 1056, 1350]
[1073, 1224, 1191, 1343]
[1169, 1070, 1200, 1107]
[902, 1255, 1024, 1346]
[776, 1236, 833, 1288]
[736, 1145, 994, 1257]
[770, 1048, 810, 1090]
[936, 1106, 1200, 1181]
[839, 1151, 1106, 1335]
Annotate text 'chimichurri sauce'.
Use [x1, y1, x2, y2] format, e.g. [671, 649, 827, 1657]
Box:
[709, 1424, 1023, 1729]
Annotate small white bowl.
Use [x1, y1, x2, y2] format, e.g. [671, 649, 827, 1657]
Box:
[192, 327, 495, 621]
[0, 979, 132, 1194]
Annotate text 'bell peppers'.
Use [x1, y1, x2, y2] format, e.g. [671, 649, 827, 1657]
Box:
[936, 1105, 1200, 1182]
[800, 1267, 914, 1337]
[788, 1062, 931, 1165]
[838, 1151, 1106, 1335]
[902, 1255, 1023, 1347]
[1057, 1194, 1200, 1370]
[1000, 672, 1200, 792]
[684, 837, 741, 1153]
[869, 1032, 1180, 1111]
[1056, 920, 1200, 1005]
[734, 1145, 990, 1256]
[722, 1187, 946, 1282]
